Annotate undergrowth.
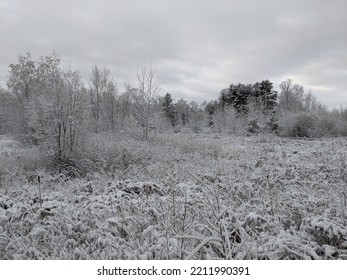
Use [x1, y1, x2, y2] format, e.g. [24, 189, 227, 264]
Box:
[0, 134, 346, 259]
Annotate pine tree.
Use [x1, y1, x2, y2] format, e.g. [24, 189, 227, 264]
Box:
[222, 83, 252, 116]
[258, 79, 278, 111]
[161, 93, 177, 126]
[220, 80, 277, 116]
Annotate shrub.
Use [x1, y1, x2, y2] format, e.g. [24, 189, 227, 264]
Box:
[246, 119, 260, 134]
[293, 113, 316, 137]
[279, 113, 316, 137]
[314, 116, 337, 137]
[279, 111, 347, 138]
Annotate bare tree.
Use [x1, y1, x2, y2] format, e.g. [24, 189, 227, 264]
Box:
[62, 68, 86, 156]
[117, 87, 133, 131]
[279, 79, 292, 111]
[7, 52, 37, 102]
[102, 80, 119, 132]
[89, 66, 110, 133]
[279, 79, 305, 112]
[6, 52, 39, 133]
[130, 65, 160, 140]
[303, 90, 317, 113]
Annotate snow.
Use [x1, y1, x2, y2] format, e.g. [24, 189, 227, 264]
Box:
[0, 133, 346, 259]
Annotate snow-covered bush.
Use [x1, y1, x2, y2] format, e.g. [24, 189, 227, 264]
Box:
[246, 119, 260, 134]
[279, 112, 316, 137]
[279, 111, 347, 138]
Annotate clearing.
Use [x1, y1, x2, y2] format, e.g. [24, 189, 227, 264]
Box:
[0, 133, 346, 259]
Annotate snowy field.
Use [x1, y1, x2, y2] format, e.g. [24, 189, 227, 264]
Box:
[0, 133, 346, 260]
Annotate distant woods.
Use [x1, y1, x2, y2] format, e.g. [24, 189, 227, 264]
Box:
[1, 52, 347, 163]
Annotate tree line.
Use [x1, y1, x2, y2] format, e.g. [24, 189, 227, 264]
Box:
[1, 52, 347, 165]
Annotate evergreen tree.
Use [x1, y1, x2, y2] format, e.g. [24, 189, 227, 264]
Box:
[257, 79, 278, 111]
[220, 80, 277, 116]
[205, 100, 220, 126]
[161, 93, 177, 126]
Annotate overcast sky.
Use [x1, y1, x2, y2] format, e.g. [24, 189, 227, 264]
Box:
[1, 0, 346, 108]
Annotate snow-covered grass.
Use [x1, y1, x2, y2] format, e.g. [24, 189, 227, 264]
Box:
[0, 133, 346, 259]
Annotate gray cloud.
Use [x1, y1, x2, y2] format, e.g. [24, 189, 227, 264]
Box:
[1, 0, 346, 108]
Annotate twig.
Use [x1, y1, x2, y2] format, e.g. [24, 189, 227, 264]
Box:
[38, 175, 42, 208]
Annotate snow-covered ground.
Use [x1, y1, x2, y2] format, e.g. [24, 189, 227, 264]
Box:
[0, 133, 346, 259]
